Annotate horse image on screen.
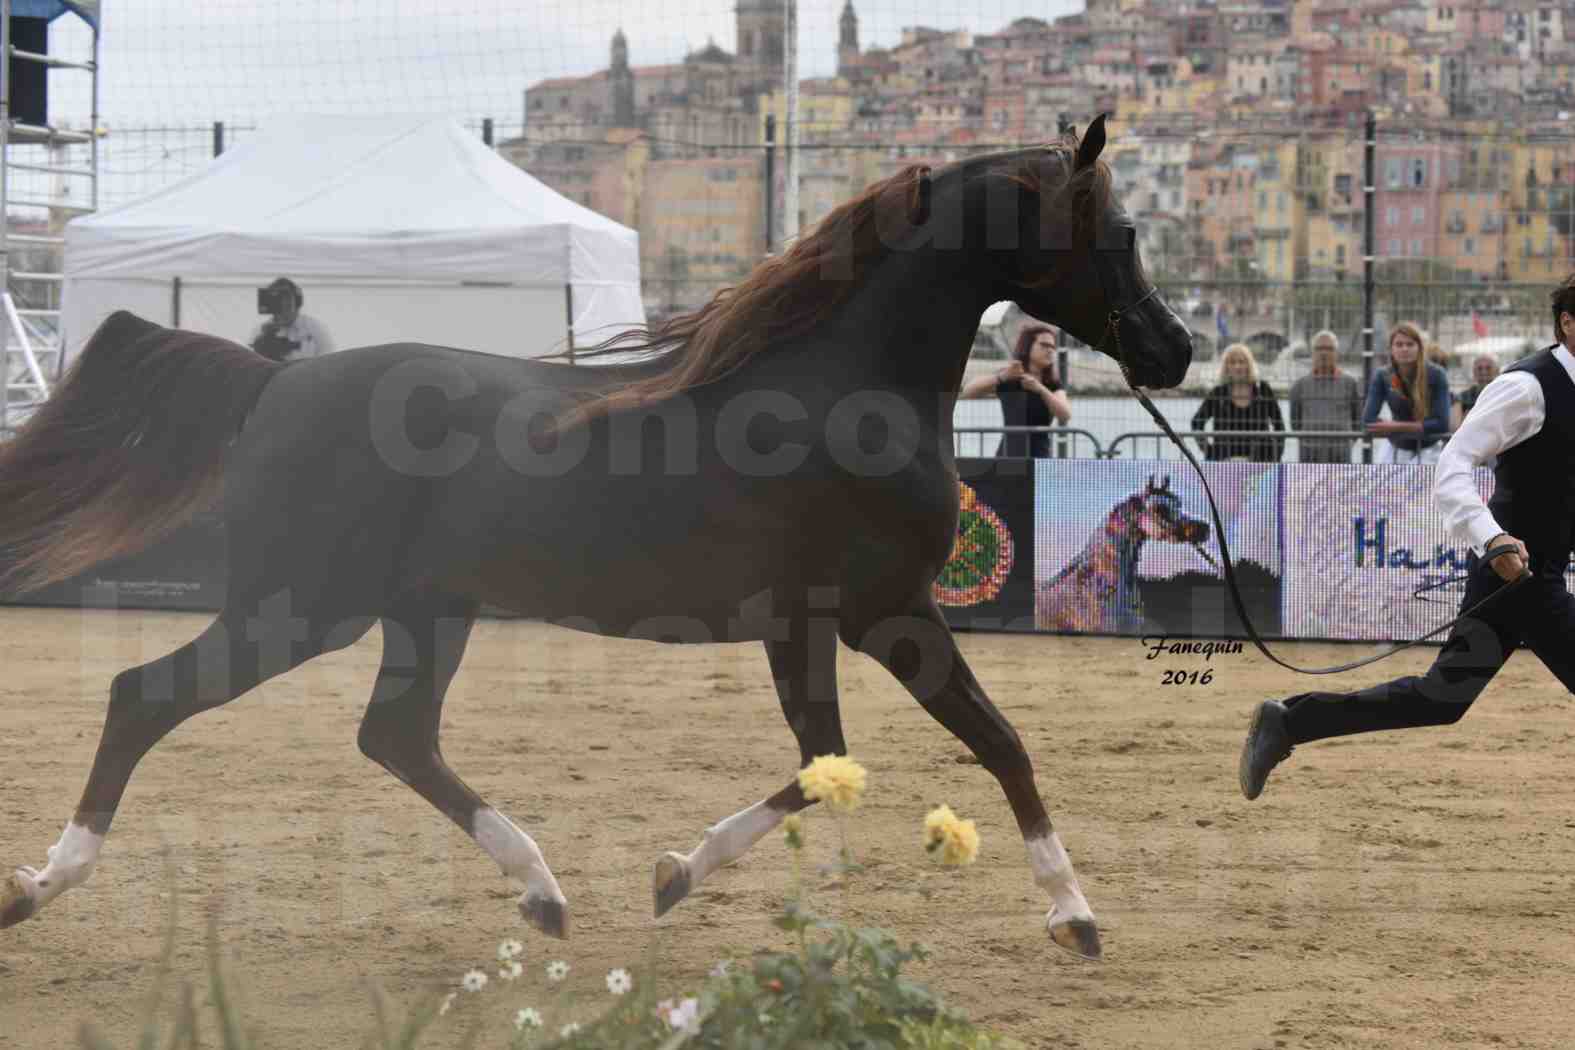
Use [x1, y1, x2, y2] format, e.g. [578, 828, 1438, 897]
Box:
[1035, 461, 1282, 638]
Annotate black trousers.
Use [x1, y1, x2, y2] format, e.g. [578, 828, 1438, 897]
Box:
[1284, 556, 1575, 744]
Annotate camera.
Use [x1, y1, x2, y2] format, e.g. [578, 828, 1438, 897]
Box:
[253, 327, 300, 362]
[257, 283, 294, 315]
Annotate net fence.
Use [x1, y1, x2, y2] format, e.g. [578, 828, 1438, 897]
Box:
[10, 0, 1575, 455]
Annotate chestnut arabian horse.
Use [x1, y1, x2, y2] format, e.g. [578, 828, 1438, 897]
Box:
[0, 117, 1191, 960]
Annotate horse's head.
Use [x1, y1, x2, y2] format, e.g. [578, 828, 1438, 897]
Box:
[1120, 474, 1209, 546]
[996, 115, 1193, 389]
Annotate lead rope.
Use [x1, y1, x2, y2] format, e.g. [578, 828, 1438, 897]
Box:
[1106, 310, 1529, 675]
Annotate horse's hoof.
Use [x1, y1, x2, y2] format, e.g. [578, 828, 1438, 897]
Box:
[653, 853, 691, 918]
[1, 873, 37, 929]
[519, 893, 569, 940]
[1047, 911, 1103, 961]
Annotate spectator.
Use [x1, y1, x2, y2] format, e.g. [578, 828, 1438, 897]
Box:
[1363, 320, 1451, 463]
[1191, 343, 1285, 462]
[1451, 353, 1501, 429]
[1289, 330, 1363, 463]
[249, 277, 334, 363]
[960, 323, 1071, 458]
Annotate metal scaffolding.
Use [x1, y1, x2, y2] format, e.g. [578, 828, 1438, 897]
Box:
[0, 0, 98, 440]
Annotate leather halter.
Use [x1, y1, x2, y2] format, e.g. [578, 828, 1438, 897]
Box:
[1100, 283, 1160, 385]
[1087, 231, 1160, 384]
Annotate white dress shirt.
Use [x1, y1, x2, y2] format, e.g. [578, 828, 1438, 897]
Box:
[1433, 343, 1575, 553]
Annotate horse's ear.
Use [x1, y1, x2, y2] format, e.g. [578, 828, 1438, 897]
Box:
[1075, 114, 1108, 171]
[1162, 475, 1171, 491]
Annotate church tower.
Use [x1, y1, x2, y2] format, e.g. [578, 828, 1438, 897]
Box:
[735, 0, 785, 86]
[609, 28, 635, 128]
[837, 0, 859, 75]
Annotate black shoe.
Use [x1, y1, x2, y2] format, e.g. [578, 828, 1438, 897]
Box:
[1239, 699, 1293, 801]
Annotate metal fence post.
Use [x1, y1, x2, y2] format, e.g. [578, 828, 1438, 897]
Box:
[1362, 110, 1376, 464]
[763, 114, 776, 253]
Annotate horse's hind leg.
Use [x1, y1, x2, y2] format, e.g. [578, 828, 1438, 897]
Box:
[356, 587, 569, 939]
[3, 600, 370, 929]
[654, 613, 844, 917]
[861, 596, 1101, 961]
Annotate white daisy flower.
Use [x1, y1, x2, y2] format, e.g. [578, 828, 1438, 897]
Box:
[438, 992, 457, 1017]
[546, 960, 570, 983]
[709, 960, 731, 979]
[665, 997, 701, 1035]
[460, 969, 488, 993]
[497, 939, 525, 962]
[559, 1021, 581, 1037]
[605, 967, 633, 996]
[498, 960, 524, 981]
[514, 1007, 543, 1030]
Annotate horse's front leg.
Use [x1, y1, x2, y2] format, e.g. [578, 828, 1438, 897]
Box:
[653, 607, 844, 916]
[858, 594, 1101, 960]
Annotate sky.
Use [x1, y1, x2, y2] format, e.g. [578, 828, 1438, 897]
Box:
[49, 1, 1084, 127]
[26, 1, 1082, 208]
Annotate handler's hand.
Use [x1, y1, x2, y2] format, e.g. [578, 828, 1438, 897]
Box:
[1485, 532, 1529, 582]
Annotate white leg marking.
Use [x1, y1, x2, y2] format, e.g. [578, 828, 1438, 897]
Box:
[1027, 832, 1093, 924]
[14, 822, 104, 913]
[472, 808, 565, 906]
[683, 800, 786, 888]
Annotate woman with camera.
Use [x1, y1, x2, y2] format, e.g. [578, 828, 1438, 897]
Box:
[249, 277, 335, 362]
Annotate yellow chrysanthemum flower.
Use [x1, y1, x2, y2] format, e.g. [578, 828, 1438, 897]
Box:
[797, 755, 868, 813]
[923, 804, 980, 866]
[940, 819, 979, 865]
[924, 804, 957, 842]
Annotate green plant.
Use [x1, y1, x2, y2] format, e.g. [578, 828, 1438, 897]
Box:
[79, 760, 1013, 1050]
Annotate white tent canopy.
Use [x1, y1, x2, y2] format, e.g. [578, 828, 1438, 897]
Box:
[62, 113, 645, 362]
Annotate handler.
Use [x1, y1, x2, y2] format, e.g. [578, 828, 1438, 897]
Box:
[1240, 273, 1575, 800]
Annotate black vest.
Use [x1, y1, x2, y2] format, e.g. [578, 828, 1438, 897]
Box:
[1488, 346, 1575, 576]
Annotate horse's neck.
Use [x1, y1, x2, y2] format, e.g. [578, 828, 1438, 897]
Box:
[1118, 534, 1143, 594]
[1074, 521, 1141, 583]
[829, 229, 1001, 399]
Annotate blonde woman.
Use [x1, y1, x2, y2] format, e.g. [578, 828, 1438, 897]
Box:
[1190, 343, 1285, 462]
[1362, 321, 1451, 463]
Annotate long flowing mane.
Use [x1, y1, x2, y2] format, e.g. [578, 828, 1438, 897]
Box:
[556, 135, 1110, 425]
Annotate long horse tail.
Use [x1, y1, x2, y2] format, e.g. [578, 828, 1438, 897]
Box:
[0, 311, 282, 595]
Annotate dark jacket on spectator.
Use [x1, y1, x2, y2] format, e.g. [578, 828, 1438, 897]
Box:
[1191, 381, 1286, 462]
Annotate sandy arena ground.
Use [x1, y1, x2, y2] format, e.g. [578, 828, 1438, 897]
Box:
[2, 606, 1574, 1049]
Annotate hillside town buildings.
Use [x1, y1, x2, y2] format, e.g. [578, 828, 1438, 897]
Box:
[506, 0, 1575, 314]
